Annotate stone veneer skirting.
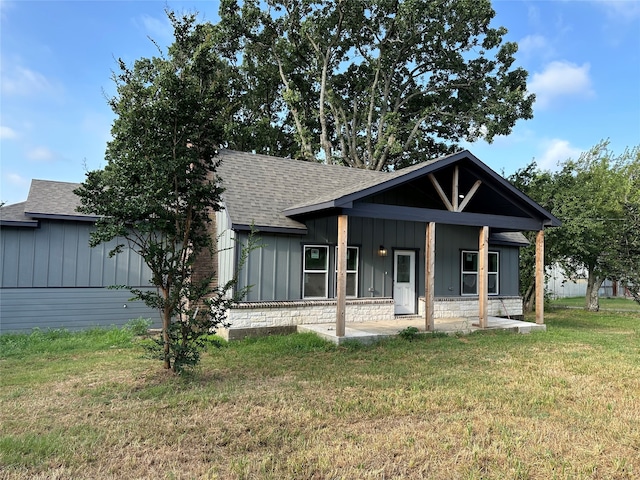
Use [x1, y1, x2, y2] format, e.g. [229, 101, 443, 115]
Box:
[220, 296, 524, 340]
[224, 298, 394, 334]
[419, 296, 524, 319]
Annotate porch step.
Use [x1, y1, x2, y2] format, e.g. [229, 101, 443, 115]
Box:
[472, 319, 547, 334]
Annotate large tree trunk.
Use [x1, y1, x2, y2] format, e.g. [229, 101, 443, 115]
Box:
[585, 270, 604, 312]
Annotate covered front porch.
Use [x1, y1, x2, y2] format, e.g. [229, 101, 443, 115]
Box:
[298, 315, 546, 345]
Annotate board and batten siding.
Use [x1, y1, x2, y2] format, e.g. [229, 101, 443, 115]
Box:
[215, 210, 236, 289]
[0, 220, 159, 332]
[234, 217, 521, 302]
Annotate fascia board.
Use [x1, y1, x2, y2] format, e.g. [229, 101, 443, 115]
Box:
[344, 203, 546, 231]
[25, 212, 99, 222]
[0, 220, 39, 227]
[231, 223, 308, 235]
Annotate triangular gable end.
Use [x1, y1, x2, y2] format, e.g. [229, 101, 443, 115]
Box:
[283, 151, 560, 232]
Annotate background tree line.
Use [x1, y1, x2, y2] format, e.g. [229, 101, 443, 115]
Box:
[509, 141, 640, 312]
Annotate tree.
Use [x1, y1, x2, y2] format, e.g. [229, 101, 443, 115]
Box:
[512, 142, 639, 312]
[606, 149, 640, 304]
[75, 11, 255, 372]
[216, 0, 534, 169]
[548, 142, 638, 311]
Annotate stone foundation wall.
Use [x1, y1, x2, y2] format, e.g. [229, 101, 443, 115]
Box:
[219, 296, 523, 340]
[221, 298, 395, 340]
[419, 296, 523, 319]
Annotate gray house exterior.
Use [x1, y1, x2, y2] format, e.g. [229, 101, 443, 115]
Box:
[211, 149, 559, 339]
[1, 149, 558, 337]
[0, 180, 159, 333]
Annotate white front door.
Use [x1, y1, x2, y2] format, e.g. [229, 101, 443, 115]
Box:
[394, 250, 416, 314]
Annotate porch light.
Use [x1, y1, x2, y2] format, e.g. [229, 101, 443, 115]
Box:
[378, 245, 388, 257]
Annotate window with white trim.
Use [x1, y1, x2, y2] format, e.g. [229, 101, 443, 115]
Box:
[461, 250, 499, 295]
[334, 246, 359, 297]
[303, 245, 329, 298]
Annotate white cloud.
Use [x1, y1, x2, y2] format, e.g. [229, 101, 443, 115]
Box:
[0, 125, 17, 139]
[467, 124, 488, 141]
[518, 34, 554, 59]
[592, 0, 640, 20]
[0, 0, 14, 21]
[537, 139, 583, 171]
[6, 172, 29, 187]
[0, 65, 54, 96]
[26, 146, 55, 162]
[529, 61, 595, 109]
[139, 14, 173, 41]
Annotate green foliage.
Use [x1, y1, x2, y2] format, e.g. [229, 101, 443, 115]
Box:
[509, 141, 640, 311]
[74, 11, 259, 372]
[398, 326, 421, 341]
[124, 317, 153, 336]
[216, 0, 534, 170]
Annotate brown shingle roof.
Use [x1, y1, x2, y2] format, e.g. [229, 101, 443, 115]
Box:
[24, 179, 95, 220]
[216, 149, 451, 231]
[216, 149, 388, 232]
[0, 202, 38, 226]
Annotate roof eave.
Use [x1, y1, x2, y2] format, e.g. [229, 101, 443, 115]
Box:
[231, 223, 308, 235]
[283, 200, 349, 217]
[25, 212, 99, 222]
[0, 219, 39, 227]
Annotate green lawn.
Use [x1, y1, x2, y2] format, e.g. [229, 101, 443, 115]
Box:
[1, 309, 639, 479]
[550, 295, 640, 311]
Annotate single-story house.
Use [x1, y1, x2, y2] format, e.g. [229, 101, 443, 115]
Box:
[209, 149, 560, 339]
[0, 180, 160, 333]
[0, 149, 559, 337]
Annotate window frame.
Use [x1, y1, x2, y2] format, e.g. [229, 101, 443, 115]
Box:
[461, 250, 499, 296]
[303, 245, 329, 298]
[334, 246, 359, 298]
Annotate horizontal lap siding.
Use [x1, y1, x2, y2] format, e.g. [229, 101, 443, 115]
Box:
[0, 287, 161, 333]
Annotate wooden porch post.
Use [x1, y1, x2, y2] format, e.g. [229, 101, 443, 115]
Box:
[336, 214, 348, 337]
[535, 229, 545, 325]
[425, 222, 435, 331]
[478, 226, 489, 328]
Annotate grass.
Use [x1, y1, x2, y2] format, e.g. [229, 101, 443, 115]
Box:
[1, 309, 640, 479]
[550, 295, 640, 311]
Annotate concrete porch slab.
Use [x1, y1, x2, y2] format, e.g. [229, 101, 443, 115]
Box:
[297, 316, 546, 345]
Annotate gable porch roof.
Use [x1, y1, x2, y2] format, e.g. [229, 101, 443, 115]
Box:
[216, 149, 560, 234]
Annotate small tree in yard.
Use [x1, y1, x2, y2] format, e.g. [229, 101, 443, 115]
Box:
[75, 11, 256, 372]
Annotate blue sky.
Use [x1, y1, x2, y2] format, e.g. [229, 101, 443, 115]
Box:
[1, 0, 639, 205]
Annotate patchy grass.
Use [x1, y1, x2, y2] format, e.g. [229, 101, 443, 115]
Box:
[1, 310, 640, 479]
[551, 295, 640, 312]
